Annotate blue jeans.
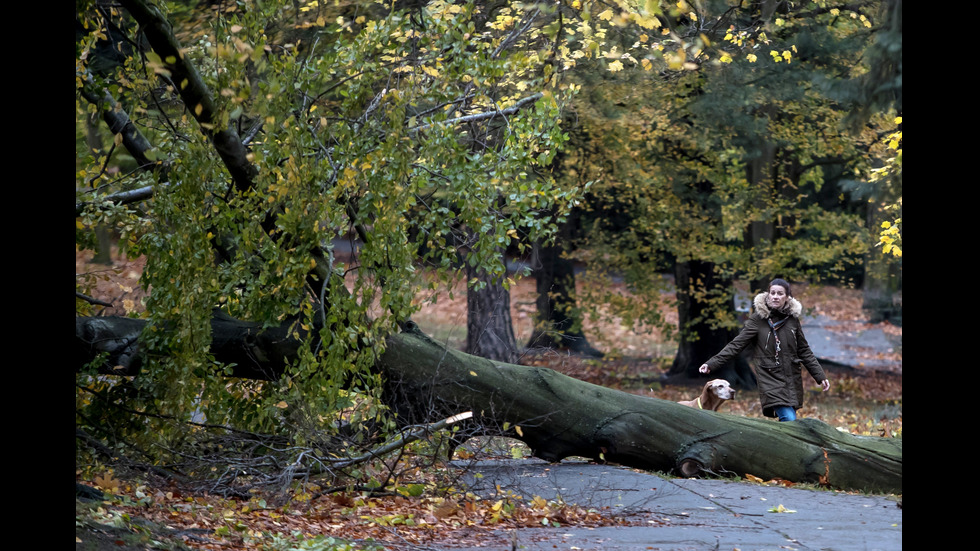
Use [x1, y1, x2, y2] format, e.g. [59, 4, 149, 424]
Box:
[774, 406, 797, 422]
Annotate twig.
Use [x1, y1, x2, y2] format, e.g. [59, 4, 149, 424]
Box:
[76, 292, 113, 307]
[326, 411, 474, 469]
[408, 94, 542, 134]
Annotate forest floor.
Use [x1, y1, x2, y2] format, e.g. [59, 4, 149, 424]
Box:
[76, 249, 902, 550]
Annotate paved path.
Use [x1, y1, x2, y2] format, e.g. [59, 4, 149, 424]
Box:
[804, 315, 901, 373]
[445, 459, 901, 551]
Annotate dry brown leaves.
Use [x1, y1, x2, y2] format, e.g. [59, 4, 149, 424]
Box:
[75, 247, 148, 317]
[77, 474, 638, 550]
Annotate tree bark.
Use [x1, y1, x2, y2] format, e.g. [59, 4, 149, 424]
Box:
[76, 315, 901, 494]
[526, 208, 601, 356]
[669, 260, 757, 389]
[465, 253, 520, 364]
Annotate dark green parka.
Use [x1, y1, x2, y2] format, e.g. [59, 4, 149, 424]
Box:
[704, 293, 827, 418]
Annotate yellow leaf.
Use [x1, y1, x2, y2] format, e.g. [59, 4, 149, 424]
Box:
[515, 425, 523, 437]
[469, 371, 478, 377]
[768, 504, 797, 513]
[607, 60, 624, 72]
[598, 9, 614, 21]
[194, 103, 203, 116]
[275, 401, 288, 408]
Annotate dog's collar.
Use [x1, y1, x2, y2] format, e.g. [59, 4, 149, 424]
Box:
[696, 396, 703, 409]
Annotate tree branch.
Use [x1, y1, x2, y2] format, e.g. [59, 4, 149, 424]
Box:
[76, 291, 114, 307]
[78, 80, 160, 174]
[119, 0, 257, 195]
[326, 412, 473, 470]
[409, 93, 543, 134]
[75, 185, 158, 217]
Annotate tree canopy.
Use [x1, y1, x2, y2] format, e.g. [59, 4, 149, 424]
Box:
[543, 0, 902, 361]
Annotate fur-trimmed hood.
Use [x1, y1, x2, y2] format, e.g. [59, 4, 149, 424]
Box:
[753, 292, 802, 319]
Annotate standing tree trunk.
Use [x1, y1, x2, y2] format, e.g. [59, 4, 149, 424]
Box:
[465, 247, 520, 364]
[862, 254, 902, 324]
[526, 208, 601, 356]
[669, 260, 757, 389]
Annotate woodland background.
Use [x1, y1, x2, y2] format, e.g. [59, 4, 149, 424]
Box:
[76, 0, 901, 548]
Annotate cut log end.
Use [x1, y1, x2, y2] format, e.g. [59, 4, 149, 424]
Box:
[677, 458, 704, 478]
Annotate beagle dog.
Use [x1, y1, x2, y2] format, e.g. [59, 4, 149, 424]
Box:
[678, 379, 735, 411]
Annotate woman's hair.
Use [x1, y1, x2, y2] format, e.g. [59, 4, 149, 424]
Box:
[768, 278, 793, 297]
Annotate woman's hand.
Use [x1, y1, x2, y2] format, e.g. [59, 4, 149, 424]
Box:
[820, 379, 830, 392]
[699, 364, 710, 374]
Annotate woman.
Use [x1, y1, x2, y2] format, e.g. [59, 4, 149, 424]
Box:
[699, 279, 830, 421]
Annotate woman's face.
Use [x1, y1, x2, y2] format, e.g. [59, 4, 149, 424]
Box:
[768, 285, 788, 309]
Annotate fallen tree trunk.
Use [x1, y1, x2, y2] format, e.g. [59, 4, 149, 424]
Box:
[76, 316, 902, 494]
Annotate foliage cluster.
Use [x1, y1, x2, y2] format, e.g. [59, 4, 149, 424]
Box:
[553, 0, 902, 337]
[76, 1, 573, 436]
[76, 0, 586, 464]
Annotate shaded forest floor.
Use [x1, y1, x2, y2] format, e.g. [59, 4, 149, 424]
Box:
[76, 248, 902, 550]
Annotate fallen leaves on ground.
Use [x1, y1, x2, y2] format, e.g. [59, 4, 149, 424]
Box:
[76, 473, 642, 550]
[744, 474, 797, 488]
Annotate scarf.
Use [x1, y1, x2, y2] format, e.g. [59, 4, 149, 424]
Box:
[767, 315, 789, 366]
